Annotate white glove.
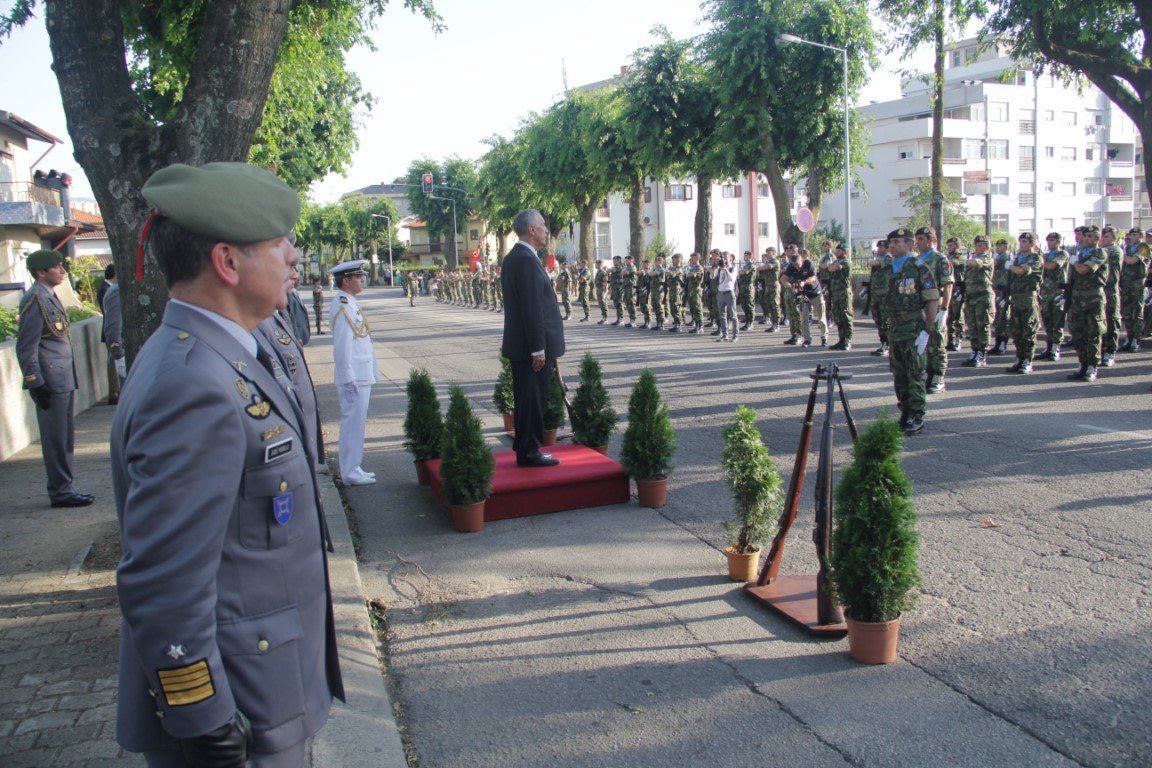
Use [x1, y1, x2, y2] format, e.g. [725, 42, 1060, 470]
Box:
[915, 330, 930, 355]
[997, 298, 1007, 309]
[342, 382, 358, 404]
[1054, 294, 1066, 308]
[114, 358, 127, 378]
[935, 310, 947, 331]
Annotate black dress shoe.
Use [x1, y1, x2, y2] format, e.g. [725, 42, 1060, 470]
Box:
[516, 453, 560, 468]
[51, 493, 95, 508]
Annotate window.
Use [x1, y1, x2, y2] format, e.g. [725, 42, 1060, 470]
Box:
[989, 140, 1009, 159]
[1042, 218, 1054, 231]
[666, 184, 693, 201]
[952, 50, 961, 67]
[1044, 146, 1055, 158]
[970, 104, 985, 123]
[1085, 179, 1103, 195]
[1087, 110, 1104, 126]
[898, 183, 917, 198]
[1043, 181, 1055, 193]
[723, 223, 736, 236]
[1061, 111, 1077, 126]
[721, 184, 743, 198]
[989, 101, 1009, 122]
[1060, 182, 1076, 196]
[758, 182, 770, 197]
[759, 222, 771, 237]
[963, 139, 985, 160]
[1043, 110, 1055, 122]
[469, 228, 479, 241]
[1019, 145, 1035, 170]
[594, 222, 611, 262]
[991, 177, 1009, 196]
[1084, 212, 1102, 228]
[1020, 109, 1035, 122]
[898, 144, 915, 160]
[1019, 181, 1035, 207]
[991, 214, 1010, 230]
[1060, 146, 1076, 161]
[1085, 145, 1095, 162]
[644, 186, 652, 203]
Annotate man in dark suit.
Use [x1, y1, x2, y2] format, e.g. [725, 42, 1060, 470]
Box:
[112, 162, 342, 767]
[501, 209, 566, 467]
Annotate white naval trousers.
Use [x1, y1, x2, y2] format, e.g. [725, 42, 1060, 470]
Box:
[338, 382, 372, 482]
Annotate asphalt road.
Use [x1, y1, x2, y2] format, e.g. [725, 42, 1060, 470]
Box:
[316, 286, 1151, 768]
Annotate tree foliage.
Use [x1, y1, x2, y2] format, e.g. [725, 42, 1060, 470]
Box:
[570, 352, 617, 448]
[403, 367, 444, 463]
[405, 155, 475, 267]
[439, 384, 494, 506]
[899, 182, 985, 244]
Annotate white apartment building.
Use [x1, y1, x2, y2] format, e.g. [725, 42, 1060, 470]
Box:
[820, 38, 1139, 247]
[565, 173, 798, 263]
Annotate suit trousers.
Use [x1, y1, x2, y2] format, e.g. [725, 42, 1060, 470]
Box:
[338, 383, 372, 481]
[511, 359, 549, 458]
[34, 390, 77, 501]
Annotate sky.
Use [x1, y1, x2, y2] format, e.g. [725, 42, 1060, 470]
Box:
[0, 0, 926, 206]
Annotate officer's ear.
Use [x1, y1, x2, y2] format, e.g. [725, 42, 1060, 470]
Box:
[211, 242, 244, 288]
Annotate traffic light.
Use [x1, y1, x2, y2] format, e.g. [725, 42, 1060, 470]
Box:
[422, 173, 434, 194]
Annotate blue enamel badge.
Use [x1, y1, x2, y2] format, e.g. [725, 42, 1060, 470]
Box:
[273, 492, 293, 525]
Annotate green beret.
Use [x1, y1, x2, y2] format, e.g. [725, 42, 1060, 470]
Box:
[26, 249, 64, 270]
[887, 228, 914, 240]
[914, 226, 936, 238]
[142, 162, 299, 244]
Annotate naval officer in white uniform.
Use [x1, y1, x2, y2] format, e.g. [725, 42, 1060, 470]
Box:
[329, 259, 378, 485]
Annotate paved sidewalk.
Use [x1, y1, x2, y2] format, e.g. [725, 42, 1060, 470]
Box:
[0, 398, 406, 767]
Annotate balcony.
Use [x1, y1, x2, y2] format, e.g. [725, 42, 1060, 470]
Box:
[1018, 194, 1035, 208]
[1019, 120, 1035, 135]
[0, 183, 66, 229]
[1019, 158, 1035, 171]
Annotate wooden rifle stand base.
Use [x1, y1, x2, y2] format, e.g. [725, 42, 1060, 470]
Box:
[743, 363, 858, 638]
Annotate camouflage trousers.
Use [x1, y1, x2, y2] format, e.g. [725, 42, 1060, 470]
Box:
[889, 331, 927, 421]
[1009, 296, 1040, 361]
[1070, 295, 1105, 367]
[759, 283, 780, 324]
[1038, 292, 1065, 347]
[1120, 285, 1144, 340]
[830, 292, 853, 342]
[687, 289, 703, 326]
[964, 291, 994, 351]
[1103, 288, 1121, 354]
[947, 296, 965, 343]
[739, 288, 755, 324]
[596, 286, 607, 319]
[871, 299, 889, 343]
[783, 288, 800, 337]
[993, 294, 1011, 340]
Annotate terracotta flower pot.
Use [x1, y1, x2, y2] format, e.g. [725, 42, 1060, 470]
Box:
[414, 460, 431, 487]
[635, 477, 667, 508]
[845, 616, 902, 664]
[724, 546, 761, 582]
[502, 412, 515, 435]
[449, 501, 485, 533]
[542, 428, 558, 446]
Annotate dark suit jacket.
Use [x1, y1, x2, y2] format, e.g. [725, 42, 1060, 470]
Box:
[501, 242, 565, 361]
[112, 302, 342, 754]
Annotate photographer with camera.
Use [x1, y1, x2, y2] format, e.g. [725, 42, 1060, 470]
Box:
[782, 247, 827, 348]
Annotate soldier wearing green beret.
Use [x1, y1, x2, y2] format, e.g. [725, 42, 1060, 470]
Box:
[17, 249, 94, 509]
[111, 162, 343, 767]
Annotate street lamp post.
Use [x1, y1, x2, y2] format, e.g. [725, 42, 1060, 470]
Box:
[776, 33, 851, 255]
[370, 213, 393, 287]
[430, 195, 459, 268]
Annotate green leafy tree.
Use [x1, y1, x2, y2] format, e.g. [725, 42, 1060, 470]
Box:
[900, 182, 984, 244]
[405, 156, 476, 267]
[985, 0, 1152, 187]
[830, 412, 921, 623]
[702, 0, 877, 247]
[721, 406, 782, 554]
[475, 135, 529, 260]
[0, 0, 440, 360]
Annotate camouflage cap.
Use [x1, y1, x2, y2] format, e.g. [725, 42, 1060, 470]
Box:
[887, 228, 914, 240]
[914, 226, 937, 239]
[142, 162, 299, 244]
[26, 249, 64, 270]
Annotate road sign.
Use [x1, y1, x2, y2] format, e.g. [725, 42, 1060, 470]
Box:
[795, 207, 815, 233]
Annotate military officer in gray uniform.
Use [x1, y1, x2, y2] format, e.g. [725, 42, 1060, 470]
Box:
[17, 249, 94, 508]
[112, 162, 343, 767]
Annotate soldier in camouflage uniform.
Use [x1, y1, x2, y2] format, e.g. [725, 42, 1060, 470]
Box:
[684, 252, 705, 333]
[780, 245, 803, 344]
[914, 227, 954, 394]
[1005, 232, 1044, 374]
[758, 248, 781, 332]
[1119, 228, 1149, 351]
[868, 240, 892, 357]
[622, 254, 638, 327]
[944, 237, 967, 351]
[883, 228, 940, 436]
[593, 259, 609, 323]
[609, 255, 624, 324]
[705, 250, 721, 329]
[636, 258, 652, 328]
[828, 243, 854, 350]
[1036, 233, 1069, 361]
[1099, 226, 1124, 367]
[961, 236, 996, 368]
[1066, 225, 1107, 381]
[556, 262, 572, 320]
[665, 253, 685, 332]
[738, 251, 757, 330]
[404, 271, 417, 306]
[647, 255, 667, 330]
[816, 243, 834, 331]
[990, 239, 1014, 355]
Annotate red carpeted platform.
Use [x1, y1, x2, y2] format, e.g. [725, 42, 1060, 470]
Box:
[426, 444, 631, 521]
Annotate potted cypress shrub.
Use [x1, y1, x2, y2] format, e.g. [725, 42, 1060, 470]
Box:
[830, 412, 921, 664]
[570, 352, 617, 455]
[439, 384, 495, 533]
[721, 406, 783, 581]
[620, 369, 676, 507]
[542, 367, 566, 446]
[493, 353, 515, 434]
[403, 368, 444, 486]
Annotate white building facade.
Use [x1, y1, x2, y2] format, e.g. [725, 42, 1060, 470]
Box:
[820, 39, 1139, 247]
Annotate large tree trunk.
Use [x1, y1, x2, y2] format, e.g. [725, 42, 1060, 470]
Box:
[929, 0, 945, 239]
[761, 133, 824, 250]
[694, 172, 713, 255]
[628, 173, 644, 261]
[578, 201, 597, 263]
[44, 0, 293, 361]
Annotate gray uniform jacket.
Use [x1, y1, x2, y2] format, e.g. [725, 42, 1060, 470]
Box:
[17, 281, 77, 392]
[111, 301, 343, 755]
[258, 312, 325, 474]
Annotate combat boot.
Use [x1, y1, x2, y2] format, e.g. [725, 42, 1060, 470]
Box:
[974, 350, 987, 367]
[784, 336, 800, 346]
[741, 320, 752, 331]
[926, 372, 946, 394]
[638, 320, 649, 329]
[1101, 352, 1115, 367]
[653, 322, 665, 331]
[1006, 359, 1024, 373]
[871, 342, 889, 357]
[580, 315, 589, 322]
[624, 321, 634, 328]
[902, 416, 924, 435]
[988, 339, 1005, 355]
[1036, 343, 1053, 361]
[1067, 364, 1087, 380]
[1131, 338, 1141, 352]
[828, 340, 846, 350]
[766, 323, 778, 333]
[668, 322, 680, 333]
[820, 336, 827, 347]
[710, 327, 722, 336]
[946, 336, 960, 352]
[1082, 365, 1098, 381]
[690, 323, 702, 335]
[704, 320, 715, 329]
[962, 351, 980, 367]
